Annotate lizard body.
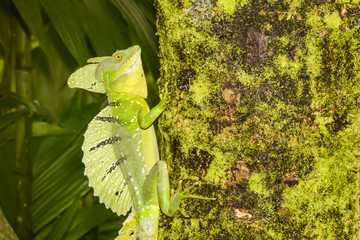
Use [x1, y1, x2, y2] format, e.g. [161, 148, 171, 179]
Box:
[68, 46, 213, 239]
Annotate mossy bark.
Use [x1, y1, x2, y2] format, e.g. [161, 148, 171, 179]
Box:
[156, 0, 360, 239]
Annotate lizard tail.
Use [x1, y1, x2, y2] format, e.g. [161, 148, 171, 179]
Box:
[115, 212, 137, 240]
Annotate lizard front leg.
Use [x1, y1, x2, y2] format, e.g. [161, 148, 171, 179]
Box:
[138, 83, 167, 129]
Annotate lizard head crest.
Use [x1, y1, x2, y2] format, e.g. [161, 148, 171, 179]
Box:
[67, 45, 147, 98]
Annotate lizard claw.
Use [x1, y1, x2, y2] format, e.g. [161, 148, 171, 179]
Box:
[159, 82, 168, 101]
[175, 181, 215, 201]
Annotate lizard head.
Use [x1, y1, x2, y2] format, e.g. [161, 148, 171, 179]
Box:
[67, 45, 147, 98]
[96, 45, 147, 98]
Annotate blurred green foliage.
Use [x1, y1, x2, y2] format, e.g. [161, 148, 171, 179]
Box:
[0, 0, 158, 239]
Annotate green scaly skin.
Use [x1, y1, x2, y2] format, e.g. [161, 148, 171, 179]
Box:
[68, 45, 214, 240]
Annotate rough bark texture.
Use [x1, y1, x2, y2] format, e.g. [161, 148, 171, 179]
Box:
[156, 0, 360, 239]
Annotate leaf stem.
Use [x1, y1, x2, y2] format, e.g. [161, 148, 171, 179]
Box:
[13, 16, 33, 240]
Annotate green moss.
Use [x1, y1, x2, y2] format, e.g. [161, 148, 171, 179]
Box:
[203, 149, 235, 183]
[284, 0, 303, 13]
[248, 172, 272, 197]
[157, 0, 360, 238]
[273, 53, 302, 79]
[236, 70, 255, 86]
[217, 0, 236, 15]
[324, 11, 342, 30]
[304, 37, 322, 85]
[189, 76, 212, 107]
[282, 113, 360, 238]
[337, 0, 360, 4]
[216, 0, 249, 15]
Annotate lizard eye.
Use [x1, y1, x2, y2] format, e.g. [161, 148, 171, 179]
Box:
[115, 55, 122, 61]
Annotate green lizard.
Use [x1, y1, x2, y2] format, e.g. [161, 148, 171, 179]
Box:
[68, 45, 214, 239]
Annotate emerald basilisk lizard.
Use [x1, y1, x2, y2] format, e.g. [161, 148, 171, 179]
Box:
[68, 45, 214, 239]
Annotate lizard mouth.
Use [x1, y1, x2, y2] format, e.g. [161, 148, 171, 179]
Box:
[126, 48, 141, 72]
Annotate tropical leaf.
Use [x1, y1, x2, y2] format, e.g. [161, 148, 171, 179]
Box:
[0, 141, 16, 227]
[45, 197, 79, 240]
[64, 204, 125, 240]
[32, 122, 73, 137]
[32, 102, 101, 233]
[0, 207, 18, 240]
[0, 92, 33, 112]
[77, 0, 131, 56]
[39, 0, 92, 64]
[11, 0, 50, 55]
[0, 0, 158, 238]
[0, 110, 27, 130]
[110, 0, 159, 77]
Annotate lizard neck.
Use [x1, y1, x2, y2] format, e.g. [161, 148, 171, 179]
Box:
[107, 91, 141, 103]
[104, 61, 148, 100]
[106, 90, 144, 103]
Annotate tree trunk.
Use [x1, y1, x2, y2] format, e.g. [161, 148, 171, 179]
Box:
[156, 0, 360, 239]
